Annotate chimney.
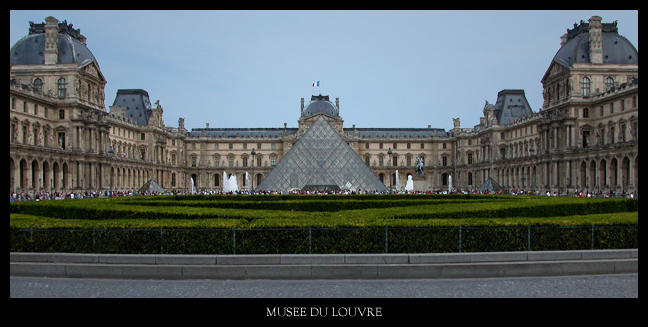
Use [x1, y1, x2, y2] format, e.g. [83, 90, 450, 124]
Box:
[44, 16, 59, 65]
[206, 123, 209, 128]
[335, 97, 339, 110]
[427, 124, 431, 129]
[560, 33, 568, 47]
[178, 117, 185, 130]
[589, 16, 603, 64]
[300, 97, 304, 113]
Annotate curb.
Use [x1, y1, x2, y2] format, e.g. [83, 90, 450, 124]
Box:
[10, 249, 638, 280]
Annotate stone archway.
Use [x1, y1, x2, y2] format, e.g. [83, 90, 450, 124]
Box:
[622, 156, 630, 190]
[10, 158, 15, 192]
[580, 161, 587, 190]
[610, 158, 618, 187]
[19, 159, 28, 191]
[42, 161, 50, 190]
[53, 162, 60, 190]
[31, 160, 39, 191]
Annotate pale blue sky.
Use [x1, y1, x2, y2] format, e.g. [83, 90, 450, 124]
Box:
[10, 10, 638, 131]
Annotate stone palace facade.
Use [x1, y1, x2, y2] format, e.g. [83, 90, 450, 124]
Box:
[9, 15, 638, 195]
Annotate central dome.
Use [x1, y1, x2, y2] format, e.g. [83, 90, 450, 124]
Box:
[302, 95, 339, 118]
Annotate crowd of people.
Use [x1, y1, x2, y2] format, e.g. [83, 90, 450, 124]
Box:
[9, 187, 637, 202]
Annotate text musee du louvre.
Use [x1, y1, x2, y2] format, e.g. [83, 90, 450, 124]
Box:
[266, 306, 383, 318]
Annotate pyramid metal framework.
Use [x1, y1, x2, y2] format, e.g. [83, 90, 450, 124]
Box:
[256, 116, 388, 192]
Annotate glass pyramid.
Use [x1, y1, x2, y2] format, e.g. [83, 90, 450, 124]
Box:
[256, 116, 388, 192]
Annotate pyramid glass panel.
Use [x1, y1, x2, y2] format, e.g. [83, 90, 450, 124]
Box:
[257, 116, 388, 192]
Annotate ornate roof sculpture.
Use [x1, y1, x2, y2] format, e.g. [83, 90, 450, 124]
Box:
[256, 116, 388, 193]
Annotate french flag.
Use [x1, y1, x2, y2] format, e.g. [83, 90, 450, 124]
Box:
[312, 81, 319, 87]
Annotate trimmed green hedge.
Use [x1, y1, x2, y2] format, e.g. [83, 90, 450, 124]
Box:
[9, 197, 638, 221]
[9, 224, 637, 254]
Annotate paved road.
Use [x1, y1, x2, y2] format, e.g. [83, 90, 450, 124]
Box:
[10, 273, 637, 298]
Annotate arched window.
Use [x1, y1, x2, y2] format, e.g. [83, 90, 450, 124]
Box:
[581, 77, 591, 97]
[33, 78, 43, 92]
[57, 78, 67, 98]
[605, 76, 615, 90]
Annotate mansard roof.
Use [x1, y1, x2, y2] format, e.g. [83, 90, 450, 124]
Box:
[492, 89, 534, 126]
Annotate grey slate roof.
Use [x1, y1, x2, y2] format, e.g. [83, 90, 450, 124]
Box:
[553, 22, 638, 67]
[347, 128, 448, 139]
[256, 116, 387, 193]
[189, 128, 299, 138]
[492, 90, 533, 126]
[111, 89, 153, 126]
[10, 32, 97, 66]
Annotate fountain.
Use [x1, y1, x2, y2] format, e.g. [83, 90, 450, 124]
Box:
[405, 175, 414, 192]
[395, 170, 401, 191]
[190, 176, 196, 194]
[448, 175, 453, 193]
[222, 172, 239, 193]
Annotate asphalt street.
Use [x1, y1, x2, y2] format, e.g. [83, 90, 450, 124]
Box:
[10, 273, 637, 298]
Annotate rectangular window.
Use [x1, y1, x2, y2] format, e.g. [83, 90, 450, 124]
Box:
[172, 139, 176, 146]
[243, 143, 247, 150]
[467, 153, 473, 164]
[393, 143, 397, 149]
[632, 96, 637, 108]
[420, 143, 424, 149]
[140, 133, 145, 140]
[407, 143, 411, 149]
[34, 104, 38, 116]
[610, 102, 614, 114]
[442, 156, 447, 167]
[191, 157, 196, 167]
[365, 142, 369, 149]
[229, 143, 233, 149]
[271, 143, 276, 150]
[257, 143, 261, 150]
[11, 97, 15, 109]
[621, 99, 625, 111]
[59, 110, 65, 120]
[443, 143, 447, 149]
[379, 143, 383, 149]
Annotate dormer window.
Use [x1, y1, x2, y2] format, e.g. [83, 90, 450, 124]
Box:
[605, 76, 615, 90]
[33, 78, 43, 92]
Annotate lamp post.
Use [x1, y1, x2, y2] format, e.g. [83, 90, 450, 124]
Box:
[387, 148, 393, 190]
[250, 149, 256, 189]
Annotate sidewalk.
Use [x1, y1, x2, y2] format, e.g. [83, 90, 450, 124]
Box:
[10, 249, 637, 280]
